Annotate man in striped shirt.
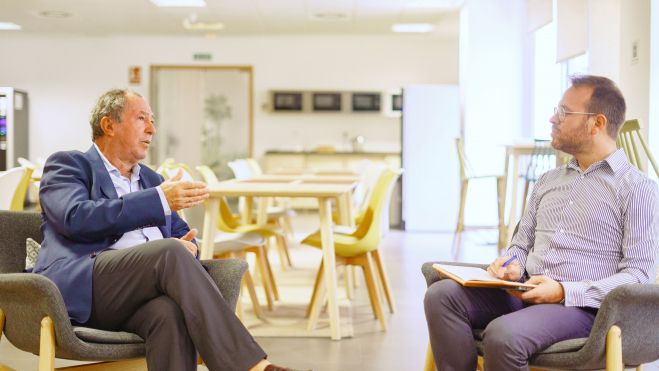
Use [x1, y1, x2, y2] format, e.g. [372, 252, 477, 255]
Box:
[424, 75, 659, 371]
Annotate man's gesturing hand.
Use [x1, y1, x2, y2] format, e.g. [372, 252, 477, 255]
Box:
[176, 228, 198, 257]
[160, 169, 209, 212]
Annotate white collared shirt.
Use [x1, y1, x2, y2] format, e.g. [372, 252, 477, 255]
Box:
[93, 144, 171, 249]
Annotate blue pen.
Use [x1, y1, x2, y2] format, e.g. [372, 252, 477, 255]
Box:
[501, 255, 517, 267]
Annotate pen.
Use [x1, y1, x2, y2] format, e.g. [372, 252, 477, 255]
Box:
[501, 255, 517, 267]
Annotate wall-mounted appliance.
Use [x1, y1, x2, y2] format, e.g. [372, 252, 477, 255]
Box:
[0, 88, 29, 171]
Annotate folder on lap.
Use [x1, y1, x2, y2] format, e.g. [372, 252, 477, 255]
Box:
[432, 264, 537, 291]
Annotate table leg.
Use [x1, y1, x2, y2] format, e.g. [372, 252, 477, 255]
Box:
[201, 199, 219, 260]
[318, 197, 341, 340]
[243, 197, 254, 224]
[506, 153, 521, 244]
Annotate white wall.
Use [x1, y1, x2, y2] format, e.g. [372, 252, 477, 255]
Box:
[0, 34, 458, 162]
[460, 0, 526, 226]
[588, 0, 651, 165]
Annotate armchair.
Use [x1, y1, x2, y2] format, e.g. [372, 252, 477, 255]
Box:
[0, 211, 247, 371]
[421, 262, 659, 371]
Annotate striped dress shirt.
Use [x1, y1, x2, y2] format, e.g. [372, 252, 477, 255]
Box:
[506, 148, 659, 308]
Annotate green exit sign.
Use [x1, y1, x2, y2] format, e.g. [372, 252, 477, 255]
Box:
[193, 53, 212, 61]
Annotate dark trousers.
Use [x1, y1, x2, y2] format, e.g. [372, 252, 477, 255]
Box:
[85, 239, 266, 371]
[424, 279, 597, 371]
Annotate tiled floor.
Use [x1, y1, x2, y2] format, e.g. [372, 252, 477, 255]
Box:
[1, 214, 657, 370]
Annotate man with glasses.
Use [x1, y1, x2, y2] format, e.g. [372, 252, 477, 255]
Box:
[424, 75, 659, 370]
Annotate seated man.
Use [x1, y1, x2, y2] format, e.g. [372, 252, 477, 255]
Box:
[424, 75, 659, 371]
[34, 89, 302, 371]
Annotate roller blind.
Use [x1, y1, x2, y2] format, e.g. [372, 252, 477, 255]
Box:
[527, 0, 552, 32]
[556, 0, 588, 62]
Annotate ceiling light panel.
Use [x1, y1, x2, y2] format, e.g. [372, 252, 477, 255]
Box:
[0, 22, 21, 30]
[391, 23, 434, 33]
[150, 0, 206, 8]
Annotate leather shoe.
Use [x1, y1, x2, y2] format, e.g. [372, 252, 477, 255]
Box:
[264, 364, 312, 371]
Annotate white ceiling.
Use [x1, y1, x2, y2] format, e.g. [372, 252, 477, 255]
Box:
[1, 0, 462, 37]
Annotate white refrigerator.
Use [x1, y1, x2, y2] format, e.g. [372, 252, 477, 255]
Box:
[402, 85, 460, 232]
[0, 88, 29, 171]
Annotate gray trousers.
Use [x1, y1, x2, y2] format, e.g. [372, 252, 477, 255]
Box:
[424, 279, 597, 371]
[85, 239, 266, 371]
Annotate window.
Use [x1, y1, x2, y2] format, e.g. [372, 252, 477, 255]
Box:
[532, 22, 562, 140]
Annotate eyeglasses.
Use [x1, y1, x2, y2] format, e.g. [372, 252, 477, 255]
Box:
[553, 106, 596, 122]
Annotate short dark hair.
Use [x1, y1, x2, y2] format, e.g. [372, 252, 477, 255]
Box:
[89, 89, 142, 141]
[570, 75, 626, 139]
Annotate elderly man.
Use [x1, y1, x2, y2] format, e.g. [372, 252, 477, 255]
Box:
[424, 75, 659, 371]
[34, 89, 300, 371]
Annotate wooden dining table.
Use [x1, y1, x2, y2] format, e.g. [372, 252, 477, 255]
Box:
[200, 175, 359, 340]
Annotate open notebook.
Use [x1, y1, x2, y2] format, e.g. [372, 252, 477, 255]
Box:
[432, 264, 537, 291]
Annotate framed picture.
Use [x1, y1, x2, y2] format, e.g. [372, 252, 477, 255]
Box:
[313, 92, 342, 111]
[273, 92, 303, 111]
[391, 94, 403, 111]
[352, 92, 381, 112]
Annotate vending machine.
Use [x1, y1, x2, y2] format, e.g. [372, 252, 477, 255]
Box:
[0, 88, 29, 171]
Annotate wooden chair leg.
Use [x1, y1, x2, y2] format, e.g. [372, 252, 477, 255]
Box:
[357, 253, 387, 331]
[606, 325, 623, 371]
[456, 180, 468, 233]
[424, 341, 436, 371]
[39, 316, 55, 371]
[477, 356, 485, 371]
[307, 266, 327, 331]
[249, 245, 274, 310]
[496, 176, 507, 249]
[277, 235, 293, 271]
[371, 249, 395, 313]
[306, 259, 325, 318]
[521, 180, 530, 217]
[238, 252, 266, 321]
[0, 308, 4, 343]
[265, 238, 280, 300]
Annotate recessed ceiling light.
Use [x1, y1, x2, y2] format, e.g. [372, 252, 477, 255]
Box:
[183, 18, 224, 31]
[392, 23, 435, 33]
[0, 22, 21, 30]
[39, 10, 72, 18]
[312, 12, 350, 21]
[151, 0, 206, 7]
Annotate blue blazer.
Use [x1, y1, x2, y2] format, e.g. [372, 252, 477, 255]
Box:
[34, 146, 190, 323]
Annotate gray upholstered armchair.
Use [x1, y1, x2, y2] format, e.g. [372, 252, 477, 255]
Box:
[0, 210, 248, 371]
[421, 261, 659, 371]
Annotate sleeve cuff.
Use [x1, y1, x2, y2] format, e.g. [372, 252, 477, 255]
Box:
[559, 281, 588, 307]
[156, 186, 171, 216]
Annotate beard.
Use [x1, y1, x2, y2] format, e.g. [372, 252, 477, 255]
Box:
[550, 120, 591, 155]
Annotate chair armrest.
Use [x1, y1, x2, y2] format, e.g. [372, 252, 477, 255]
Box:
[0, 273, 82, 357]
[421, 261, 489, 287]
[577, 284, 659, 367]
[201, 258, 248, 310]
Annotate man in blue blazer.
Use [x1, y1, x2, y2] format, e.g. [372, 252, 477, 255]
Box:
[34, 89, 299, 371]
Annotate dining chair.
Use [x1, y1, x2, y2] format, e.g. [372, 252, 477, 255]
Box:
[520, 140, 555, 213]
[455, 137, 506, 249]
[227, 159, 295, 268]
[420, 261, 659, 371]
[617, 119, 659, 177]
[302, 168, 403, 331]
[0, 210, 247, 371]
[196, 164, 284, 309]
[156, 161, 271, 316]
[0, 166, 33, 211]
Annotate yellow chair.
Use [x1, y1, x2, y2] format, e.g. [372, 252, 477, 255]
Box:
[197, 164, 285, 307]
[0, 166, 33, 211]
[617, 119, 659, 176]
[302, 168, 402, 331]
[455, 137, 506, 248]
